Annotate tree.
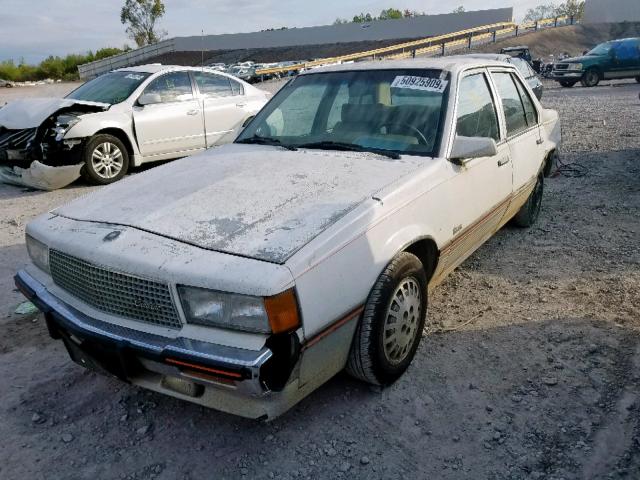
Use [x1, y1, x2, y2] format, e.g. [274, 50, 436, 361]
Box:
[452, 6, 466, 14]
[120, 0, 167, 47]
[352, 12, 373, 23]
[523, 3, 558, 22]
[556, 0, 585, 20]
[379, 8, 403, 20]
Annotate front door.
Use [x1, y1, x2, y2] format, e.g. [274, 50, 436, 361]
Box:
[133, 71, 206, 157]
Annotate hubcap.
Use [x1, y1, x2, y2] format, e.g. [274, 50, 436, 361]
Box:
[91, 142, 123, 179]
[382, 277, 422, 365]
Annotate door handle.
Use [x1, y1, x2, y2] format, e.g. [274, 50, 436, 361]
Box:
[187, 110, 199, 116]
[497, 157, 510, 167]
[536, 138, 544, 145]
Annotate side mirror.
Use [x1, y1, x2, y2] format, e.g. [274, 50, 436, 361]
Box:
[138, 93, 162, 106]
[450, 136, 498, 165]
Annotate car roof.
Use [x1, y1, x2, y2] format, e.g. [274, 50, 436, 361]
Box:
[459, 53, 512, 62]
[301, 57, 515, 76]
[114, 64, 229, 75]
[501, 46, 529, 51]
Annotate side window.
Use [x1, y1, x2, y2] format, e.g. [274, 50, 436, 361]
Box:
[229, 79, 244, 96]
[492, 72, 529, 136]
[193, 72, 232, 97]
[456, 73, 500, 141]
[143, 72, 194, 103]
[513, 75, 538, 126]
[511, 58, 531, 78]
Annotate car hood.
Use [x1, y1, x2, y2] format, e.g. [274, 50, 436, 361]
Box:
[54, 143, 423, 264]
[0, 97, 109, 129]
[558, 55, 598, 64]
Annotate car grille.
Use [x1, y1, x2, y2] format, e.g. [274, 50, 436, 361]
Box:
[49, 250, 182, 329]
[554, 64, 570, 71]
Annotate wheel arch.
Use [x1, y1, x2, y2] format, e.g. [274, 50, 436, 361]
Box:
[94, 128, 135, 158]
[401, 236, 440, 282]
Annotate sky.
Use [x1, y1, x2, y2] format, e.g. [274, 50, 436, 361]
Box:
[0, 0, 546, 63]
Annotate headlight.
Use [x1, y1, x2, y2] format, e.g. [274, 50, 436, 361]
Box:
[178, 286, 300, 334]
[53, 114, 80, 141]
[26, 234, 49, 273]
[567, 63, 583, 71]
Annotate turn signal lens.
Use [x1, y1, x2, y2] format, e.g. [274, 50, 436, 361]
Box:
[264, 289, 300, 334]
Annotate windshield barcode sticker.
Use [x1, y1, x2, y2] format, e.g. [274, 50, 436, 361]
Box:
[391, 76, 448, 93]
[125, 74, 145, 80]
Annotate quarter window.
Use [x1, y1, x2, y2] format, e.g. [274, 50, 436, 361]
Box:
[230, 79, 244, 96]
[193, 72, 232, 97]
[513, 76, 538, 126]
[492, 72, 529, 136]
[456, 73, 500, 141]
[143, 72, 194, 103]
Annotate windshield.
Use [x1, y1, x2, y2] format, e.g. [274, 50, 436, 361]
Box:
[237, 69, 450, 157]
[66, 71, 151, 104]
[587, 42, 613, 56]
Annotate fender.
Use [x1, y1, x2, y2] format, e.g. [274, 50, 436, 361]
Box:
[64, 111, 141, 158]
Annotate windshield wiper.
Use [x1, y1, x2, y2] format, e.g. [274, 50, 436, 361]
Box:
[236, 136, 298, 151]
[297, 141, 400, 159]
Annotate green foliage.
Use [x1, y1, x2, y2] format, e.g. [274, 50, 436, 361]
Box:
[523, 1, 585, 23]
[343, 7, 425, 24]
[0, 47, 128, 82]
[120, 0, 167, 47]
[452, 6, 466, 14]
[379, 8, 403, 20]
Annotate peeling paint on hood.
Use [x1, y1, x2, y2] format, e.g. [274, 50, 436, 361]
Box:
[54, 143, 423, 263]
[0, 97, 109, 129]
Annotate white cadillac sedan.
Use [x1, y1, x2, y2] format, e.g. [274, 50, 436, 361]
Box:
[16, 58, 561, 419]
[0, 65, 269, 184]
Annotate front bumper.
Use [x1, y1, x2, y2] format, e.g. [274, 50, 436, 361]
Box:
[550, 71, 583, 81]
[14, 269, 304, 419]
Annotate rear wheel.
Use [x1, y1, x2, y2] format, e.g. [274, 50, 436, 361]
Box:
[513, 175, 544, 228]
[581, 69, 600, 88]
[346, 252, 428, 386]
[81, 134, 129, 185]
[559, 80, 576, 88]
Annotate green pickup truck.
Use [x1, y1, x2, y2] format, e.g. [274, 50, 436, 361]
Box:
[551, 37, 640, 87]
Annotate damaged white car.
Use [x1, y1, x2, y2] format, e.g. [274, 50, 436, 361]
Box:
[16, 58, 561, 419]
[0, 65, 269, 184]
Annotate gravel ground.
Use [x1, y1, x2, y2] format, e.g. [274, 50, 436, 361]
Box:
[0, 79, 639, 480]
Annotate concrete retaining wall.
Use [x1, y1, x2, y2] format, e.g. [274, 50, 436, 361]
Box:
[584, 0, 640, 24]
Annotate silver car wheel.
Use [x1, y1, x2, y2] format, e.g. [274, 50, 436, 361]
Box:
[91, 142, 124, 179]
[382, 277, 422, 365]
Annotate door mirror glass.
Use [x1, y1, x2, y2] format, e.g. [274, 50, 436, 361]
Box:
[138, 93, 162, 106]
[450, 136, 498, 163]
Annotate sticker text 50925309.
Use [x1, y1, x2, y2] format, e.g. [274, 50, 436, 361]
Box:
[391, 76, 449, 93]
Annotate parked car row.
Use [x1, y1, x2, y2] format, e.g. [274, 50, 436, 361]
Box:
[15, 56, 561, 419]
[207, 60, 306, 83]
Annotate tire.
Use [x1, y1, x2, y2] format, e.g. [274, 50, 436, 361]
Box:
[559, 81, 576, 88]
[581, 69, 600, 88]
[513, 175, 544, 228]
[346, 252, 428, 386]
[543, 150, 558, 178]
[81, 134, 129, 185]
[636, 76, 640, 83]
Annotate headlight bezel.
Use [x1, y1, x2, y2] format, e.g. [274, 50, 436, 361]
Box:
[53, 114, 80, 141]
[567, 63, 583, 71]
[25, 234, 50, 274]
[178, 285, 301, 334]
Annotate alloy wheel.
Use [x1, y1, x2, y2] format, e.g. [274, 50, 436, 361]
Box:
[91, 142, 124, 179]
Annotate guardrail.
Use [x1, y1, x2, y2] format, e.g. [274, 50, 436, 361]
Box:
[254, 15, 574, 77]
[78, 40, 177, 79]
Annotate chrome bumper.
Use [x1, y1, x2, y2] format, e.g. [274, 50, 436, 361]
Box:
[14, 269, 272, 396]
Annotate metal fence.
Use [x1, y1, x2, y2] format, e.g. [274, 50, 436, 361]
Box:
[255, 15, 575, 76]
[78, 40, 176, 79]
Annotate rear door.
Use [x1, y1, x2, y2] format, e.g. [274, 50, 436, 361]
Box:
[490, 69, 543, 216]
[192, 71, 251, 146]
[438, 70, 513, 276]
[133, 71, 205, 157]
[614, 39, 640, 77]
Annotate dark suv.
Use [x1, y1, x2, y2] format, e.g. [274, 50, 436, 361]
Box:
[551, 37, 640, 87]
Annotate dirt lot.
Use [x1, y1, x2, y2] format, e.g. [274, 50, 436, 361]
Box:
[0, 78, 639, 480]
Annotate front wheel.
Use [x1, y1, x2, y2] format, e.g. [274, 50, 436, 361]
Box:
[513, 175, 544, 228]
[81, 134, 129, 185]
[581, 69, 600, 88]
[346, 252, 428, 386]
